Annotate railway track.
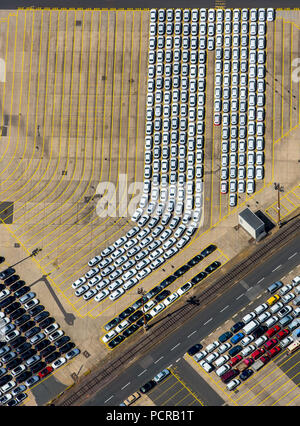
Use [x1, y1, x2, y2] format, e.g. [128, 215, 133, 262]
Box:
[57, 214, 300, 406]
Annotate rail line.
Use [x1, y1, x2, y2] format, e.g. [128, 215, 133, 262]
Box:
[56, 214, 300, 406]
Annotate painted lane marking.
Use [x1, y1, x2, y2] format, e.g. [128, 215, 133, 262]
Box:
[121, 382, 130, 390]
[236, 293, 245, 300]
[220, 305, 229, 312]
[104, 395, 114, 403]
[154, 356, 164, 364]
[204, 317, 213, 325]
[257, 277, 265, 284]
[171, 343, 181, 351]
[288, 252, 297, 260]
[272, 264, 282, 272]
[138, 370, 147, 377]
[188, 330, 197, 338]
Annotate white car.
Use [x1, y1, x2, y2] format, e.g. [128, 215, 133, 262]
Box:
[218, 343, 232, 354]
[72, 277, 86, 289]
[242, 312, 256, 324]
[109, 288, 125, 301]
[164, 292, 179, 306]
[205, 341, 220, 353]
[254, 336, 268, 347]
[282, 293, 295, 304]
[52, 357, 66, 370]
[44, 323, 59, 335]
[49, 329, 64, 342]
[23, 298, 39, 311]
[115, 320, 130, 334]
[241, 345, 256, 357]
[257, 311, 272, 323]
[88, 255, 102, 267]
[83, 288, 98, 301]
[279, 284, 293, 296]
[247, 180, 255, 194]
[280, 336, 294, 348]
[143, 300, 156, 313]
[150, 303, 166, 317]
[205, 351, 219, 364]
[241, 336, 255, 347]
[177, 282, 193, 296]
[102, 330, 117, 344]
[0, 289, 10, 300]
[75, 284, 89, 297]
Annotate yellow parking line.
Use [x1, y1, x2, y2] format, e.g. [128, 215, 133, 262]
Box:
[170, 368, 204, 406]
[285, 388, 300, 406]
[257, 371, 300, 406]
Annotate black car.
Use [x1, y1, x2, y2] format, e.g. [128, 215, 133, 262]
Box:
[39, 316, 55, 329]
[131, 298, 144, 311]
[31, 361, 46, 374]
[128, 310, 143, 324]
[146, 286, 162, 299]
[6, 357, 22, 371]
[28, 304, 44, 317]
[228, 345, 243, 357]
[108, 335, 125, 349]
[16, 342, 32, 355]
[59, 342, 75, 354]
[10, 336, 27, 349]
[16, 370, 32, 384]
[0, 295, 16, 309]
[122, 324, 139, 338]
[35, 339, 50, 352]
[187, 254, 204, 267]
[174, 265, 190, 277]
[205, 261, 221, 274]
[155, 290, 171, 303]
[119, 307, 135, 321]
[139, 380, 156, 394]
[10, 280, 26, 292]
[231, 321, 245, 333]
[15, 313, 31, 326]
[9, 307, 26, 321]
[187, 343, 203, 356]
[0, 374, 13, 387]
[200, 244, 217, 257]
[14, 286, 30, 298]
[252, 325, 268, 339]
[136, 314, 152, 328]
[4, 301, 21, 315]
[104, 317, 121, 332]
[0, 283, 5, 292]
[218, 331, 233, 343]
[54, 336, 70, 348]
[0, 256, 5, 264]
[20, 320, 35, 334]
[25, 326, 40, 339]
[4, 274, 20, 286]
[21, 348, 37, 361]
[159, 275, 177, 289]
[191, 272, 207, 285]
[0, 267, 15, 280]
[45, 351, 60, 364]
[240, 369, 253, 381]
[34, 311, 49, 323]
[40, 345, 55, 358]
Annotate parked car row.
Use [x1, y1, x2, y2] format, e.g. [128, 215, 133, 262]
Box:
[189, 275, 299, 391]
[212, 18, 267, 206]
[0, 266, 80, 405]
[102, 252, 221, 349]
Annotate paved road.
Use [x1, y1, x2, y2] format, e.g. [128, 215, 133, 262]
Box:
[2, 1, 300, 9]
[83, 235, 300, 406]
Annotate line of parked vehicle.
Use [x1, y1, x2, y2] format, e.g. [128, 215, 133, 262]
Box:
[0, 265, 80, 406]
[101, 245, 220, 349]
[187, 275, 300, 391]
[211, 8, 269, 205]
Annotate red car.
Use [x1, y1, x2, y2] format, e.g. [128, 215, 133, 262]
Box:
[251, 348, 265, 360]
[265, 325, 280, 338]
[243, 357, 254, 367]
[268, 346, 281, 358]
[260, 355, 270, 365]
[264, 338, 278, 351]
[230, 354, 243, 366]
[276, 329, 290, 341]
[38, 366, 54, 378]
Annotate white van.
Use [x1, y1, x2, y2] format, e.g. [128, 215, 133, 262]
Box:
[292, 276, 300, 287]
[216, 364, 230, 377]
[294, 285, 300, 295]
[242, 320, 260, 335]
[215, 355, 230, 368]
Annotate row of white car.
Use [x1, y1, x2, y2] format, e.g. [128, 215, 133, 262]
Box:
[149, 8, 275, 25]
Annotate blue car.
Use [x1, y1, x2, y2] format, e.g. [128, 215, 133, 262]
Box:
[230, 332, 245, 345]
[240, 369, 253, 381]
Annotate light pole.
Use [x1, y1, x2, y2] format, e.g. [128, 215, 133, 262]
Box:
[274, 182, 284, 228]
[137, 287, 149, 333]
